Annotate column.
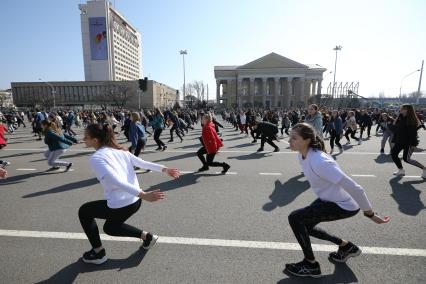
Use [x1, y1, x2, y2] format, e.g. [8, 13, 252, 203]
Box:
[262, 77, 267, 107]
[317, 79, 322, 95]
[311, 80, 317, 97]
[286, 77, 292, 107]
[237, 78, 243, 107]
[216, 80, 220, 104]
[273, 77, 280, 108]
[299, 78, 305, 106]
[249, 77, 255, 105]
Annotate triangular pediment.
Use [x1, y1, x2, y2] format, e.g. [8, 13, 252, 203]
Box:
[237, 52, 308, 69]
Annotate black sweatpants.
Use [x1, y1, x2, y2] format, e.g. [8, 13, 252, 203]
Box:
[78, 199, 142, 249]
[170, 124, 182, 141]
[391, 143, 425, 170]
[345, 129, 359, 141]
[197, 147, 224, 167]
[154, 128, 165, 148]
[288, 198, 359, 260]
[261, 135, 278, 149]
[329, 130, 342, 149]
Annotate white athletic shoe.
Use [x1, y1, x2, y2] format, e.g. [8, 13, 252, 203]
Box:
[330, 149, 334, 154]
[393, 169, 405, 176]
[142, 233, 158, 250]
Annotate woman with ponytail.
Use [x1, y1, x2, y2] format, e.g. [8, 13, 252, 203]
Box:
[78, 123, 180, 264]
[284, 123, 390, 278]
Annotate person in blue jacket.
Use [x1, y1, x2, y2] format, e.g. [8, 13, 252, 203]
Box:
[149, 108, 166, 151]
[41, 120, 77, 171]
[327, 110, 344, 154]
[129, 112, 147, 159]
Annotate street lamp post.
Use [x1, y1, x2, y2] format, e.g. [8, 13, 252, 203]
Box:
[179, 50, 187, 106]
[399, 69, 420, 101]
[331, 46, 342, 104]
[39, 78, 56, 109]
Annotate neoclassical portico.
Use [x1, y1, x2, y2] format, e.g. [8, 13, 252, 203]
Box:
[214, 53, 326, 108]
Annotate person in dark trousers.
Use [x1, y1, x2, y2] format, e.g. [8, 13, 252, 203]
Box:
[129, 112, 147, 163]
[121, 113, 131, 142]
[391, 104, 426, 178]
[359, 110, 372, 139]
[197, 114, 230, 173]
[79, 123, 180, 264]
[327, 110, 343, 154]
[149, 108, 166, 151]
[251, 121, 280, 152]
[168, 111, 183, 142]
[284, 123, 390, 278]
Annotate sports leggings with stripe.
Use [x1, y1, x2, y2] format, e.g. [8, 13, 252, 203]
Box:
[391, 143, 425, 170]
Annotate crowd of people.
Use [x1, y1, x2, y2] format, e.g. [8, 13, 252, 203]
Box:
[0, 103, 425, 278]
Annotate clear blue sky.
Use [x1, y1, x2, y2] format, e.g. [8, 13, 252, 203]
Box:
[1, 0, 425, 98]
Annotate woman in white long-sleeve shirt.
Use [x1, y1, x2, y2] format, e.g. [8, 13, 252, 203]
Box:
[79, 123, 180, 264]
[284, 123, 390, 278]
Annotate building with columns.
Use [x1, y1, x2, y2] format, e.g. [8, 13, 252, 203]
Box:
[214, 53, 326, 108]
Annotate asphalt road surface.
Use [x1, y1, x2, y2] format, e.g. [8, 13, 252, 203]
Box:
[0, 121, 425, 284]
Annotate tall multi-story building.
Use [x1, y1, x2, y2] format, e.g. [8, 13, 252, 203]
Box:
[79, 0, 141, 81]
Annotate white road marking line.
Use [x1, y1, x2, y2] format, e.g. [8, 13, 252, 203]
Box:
[4, 148, 426, 155]
[351, 174, 376, 177]
[259, 173, 282, 176]
[403, 176, 422, 178]
[180, 171, 195, 174]
[214, 172, 238, 175]
[0, 229, 425, 257]
[15, 168, 37, 171]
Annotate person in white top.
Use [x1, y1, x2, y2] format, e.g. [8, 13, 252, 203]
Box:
[78, 123, 180, 265]
[284, 123, 390, 278]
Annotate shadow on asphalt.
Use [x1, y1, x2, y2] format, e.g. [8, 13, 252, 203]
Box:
[374, 154, 393, 164]
[279, 262, 358, 283]
[227, 152, 271, 160]
[228, 143, 255, 149]
[151, 152, 195, 163]
[389, 176, 425, 216]
[36, 249, 148, 284]
[146, 172, 221, 192]
[22, 178, 99, 198]
[0, 152, 39, 159]
[263, 174, 309, 212]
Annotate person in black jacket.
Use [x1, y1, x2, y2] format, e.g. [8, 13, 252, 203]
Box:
[251, 121, 280, 152]
[391, 104, 426, 178]
[359, 110, 372, 139]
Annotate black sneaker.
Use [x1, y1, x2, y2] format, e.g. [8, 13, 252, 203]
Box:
[380, 148, 384, 154]
[251, 140, 257, 143]
[155, 147, 162, 151]
[162, 146, 167, 151]
[222, 163, 230, 174]
[168, 139, 173, 143]
[142, 233, 158, 250]
[48, 166, 61, 171]
[64, 163, 73, 172]
[274, 147, 280, 152]
[329, 242, 361, 263]
[0, 161, 11, 168]
[257, 147, 264, 152]
[82, 248, 107, 264]
[198, 166, 209, 172]
[284, 259, 321, 278]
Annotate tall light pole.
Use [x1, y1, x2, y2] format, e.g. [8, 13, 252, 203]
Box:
[417, 60, 424, 104]
[179, 50, 187, 106]
[399, 69, 420, 100]
[331, 46, 342, 102]
[39, 78, 56, 109]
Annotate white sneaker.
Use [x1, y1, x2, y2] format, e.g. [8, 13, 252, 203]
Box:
[330, 149, 334, 154]
[393, 169, 405, 176]
[422, 169, 426, 179]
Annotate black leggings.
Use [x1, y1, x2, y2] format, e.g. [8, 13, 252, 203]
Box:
[391, 143, 425, 170]
[154, 128, 165, 147]
[329, 130, 342, 149]
[288, 198, 359, 260]
[78, 199, 142, 249]
[170, 124, 182, 140]
[197, 147, 224, 167]
[261, 135, 278, 149]
[345, 129, 359, 141]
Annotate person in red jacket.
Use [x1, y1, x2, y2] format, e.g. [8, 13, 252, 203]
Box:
[197, 114, 230, 173]
[0, 121, 8, 149]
